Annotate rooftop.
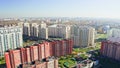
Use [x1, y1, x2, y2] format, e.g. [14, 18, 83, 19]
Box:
[107, 37, 120, 43]
[48, 24, 57, 27]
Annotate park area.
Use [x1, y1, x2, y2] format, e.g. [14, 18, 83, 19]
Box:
[58, 33, 107, 68]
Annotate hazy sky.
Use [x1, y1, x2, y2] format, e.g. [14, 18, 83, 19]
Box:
[0, 0, 120, 19]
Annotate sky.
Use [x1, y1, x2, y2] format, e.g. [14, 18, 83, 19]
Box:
[0, 0, 120, 19]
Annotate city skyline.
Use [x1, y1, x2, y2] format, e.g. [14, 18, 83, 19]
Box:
[0, 0, 120, 19]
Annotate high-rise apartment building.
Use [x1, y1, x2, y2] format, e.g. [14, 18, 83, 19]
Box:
[48, 24, 71, 39]
[71, 25, 95, 47]
[23, 22, 30, 36]
[23, 22, 48, 39]
[30, 23, 39, 37]
[39, 22, 47, 28]
[38, 22, 48, 39]
[39, 28, 48, 39]
[0, 23, 23, 56]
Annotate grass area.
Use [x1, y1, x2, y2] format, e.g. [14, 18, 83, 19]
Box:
[23, 40, 36, 47]
[80, 54, 88, 59]
[95, 33, 107, 50]
[96, 34, 107, 42]
[48, 37, 63, 40]
[96, 33, 107, 39]
[73, 48, 92, 53]
[73, 33, 107, 54]
[58, 33, 115, 68]
[0, 57, 5, 64]
[59, 55, 76, 68]
[95, 42, 101, 50]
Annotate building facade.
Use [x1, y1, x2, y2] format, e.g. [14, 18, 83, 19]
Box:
[30, 23, 39, 37]
[23, 22, 48, 39]
[71, 25, 95, 47]
[38, 27, 48, 39]
[101, 40, 120, 61]
[48, 24, 71, 39]
[0, 23, 23, 56]
[23, 22, 30, 36]
[5, 39, 73, 68]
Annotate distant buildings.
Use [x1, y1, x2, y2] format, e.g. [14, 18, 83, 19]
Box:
[0, 23, 23, 56]
[23, 23, 95, 48]
[107, 28, 120, 38]
[48, 24, 95, 47]
[48, 24, 71, 39]
[97, 25, 110, 34]
[71, 25, 95, 47]
[5, 39, 73, 68]
[23, 22, 48, 39]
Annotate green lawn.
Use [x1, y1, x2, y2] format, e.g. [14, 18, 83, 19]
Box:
[73, 34, 107, 54]
[23, 40, 37, 47]
[59, 55, 76, 68]
[73, 47, 95, 53]
[95, 42, 101, 50]
[95, 33, 107, 50]
[96, 34, 107, 39]
[0, 57, 5, 64]
[59, 33, 107, 68]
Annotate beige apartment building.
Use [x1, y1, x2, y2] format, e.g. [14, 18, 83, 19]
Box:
[71, 25, 95, 47]
[48, 24, 71, 39]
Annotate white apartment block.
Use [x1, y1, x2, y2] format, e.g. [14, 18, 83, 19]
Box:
[48, 24, 71, 39]
[0, 23, 23, 56]
[23, 22, 48, 39]
[107, 28, 120, 38]
[30, 23, 39, 37]
[23, 22, 30, 36]
[38, 28, 48, 39]
[39, 22, 47, 28]
[71, 25, 95, 47]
